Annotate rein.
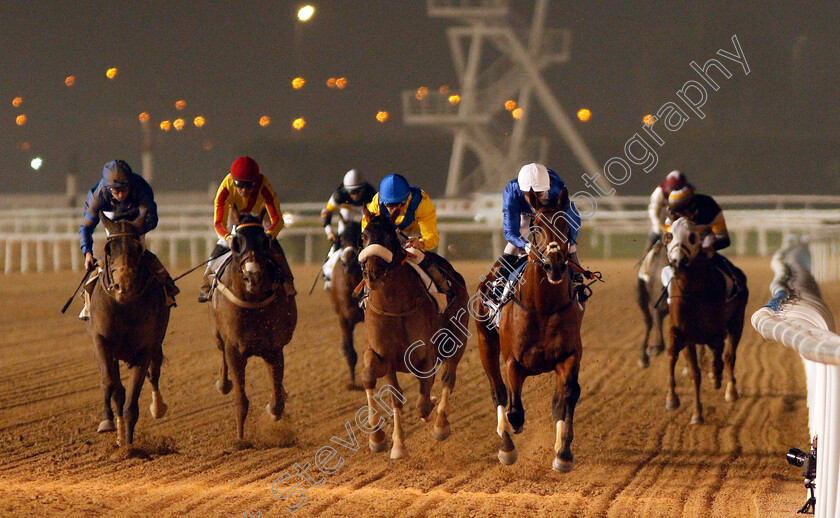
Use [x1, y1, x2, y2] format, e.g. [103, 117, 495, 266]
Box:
[214, 279, 278, 308]
[365, 295, 427, 317]
[100, 232, 152, 300]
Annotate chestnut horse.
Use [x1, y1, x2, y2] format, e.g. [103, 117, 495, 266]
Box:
[662, 217, 748, 424]
[210, 210, 297, 440]
[636, 244, 669, 367]
[89, 212, 170, 446]
[474, 190, 584, 472]
[358, 208, 469, 459]
[328, 221, 365, 387]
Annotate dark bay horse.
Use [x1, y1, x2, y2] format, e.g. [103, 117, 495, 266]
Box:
[662, 217, 748, 424]
[358, 207, 469, 459]
[636, 243, 669, 367]
[210, 210, 297, 441]
[90, 212, 170, 446]
[328, 221, 365, 388]
[474, 190, 584, 472]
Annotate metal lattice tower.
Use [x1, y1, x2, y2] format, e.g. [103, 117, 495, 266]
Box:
[403, 0, 610, 197]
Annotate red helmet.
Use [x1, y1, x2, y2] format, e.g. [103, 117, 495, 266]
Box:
[661, 170, 687, 194]
[230, 156, 261, 182]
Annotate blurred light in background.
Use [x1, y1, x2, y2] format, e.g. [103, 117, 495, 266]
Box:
[416, 87, 428, 100]
[18, 142, 31, 152]
[643, 114, 655, 126]
[298, 5, 314, 22]
[292, 77, 306, 89]
[448, 95, 461, 105]
[173, 118, 185, 131]
[504, 100, 517, 111]
[511, 108, 523, 119]
[193, 116, 205, 127]
[292, 118, 305, 130]
[439, 85, 450, 94]
[160, 120, 172, 131]
[138, 112, 150, 123]
[259, 116, 271, 127]
[175, 100, 186, 111]
[106, 67, 118, 79]
[15, 115, 26, 126]
[12, 97, 22, 107]
[326, 78, 336, 88]
[30, 157, 43, 170]
[376, 111, 389, 122]
[335, 77, 347, 89]
[202, 140, 214, 151]
[65, 76, 75, 87]
[283, 212, 295, 225]
[577, 108, 591, 122]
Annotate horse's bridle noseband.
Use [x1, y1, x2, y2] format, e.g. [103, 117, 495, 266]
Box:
[102, 231, 148, 297]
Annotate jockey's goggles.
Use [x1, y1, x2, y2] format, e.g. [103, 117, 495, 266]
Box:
[108, 185, 129, 194]
[383, 201, 404, 209]
[234, 180, 255, 189]
[347, 187, 363, 195]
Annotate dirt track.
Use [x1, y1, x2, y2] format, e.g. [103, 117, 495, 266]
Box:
[0, 258, 824, 517]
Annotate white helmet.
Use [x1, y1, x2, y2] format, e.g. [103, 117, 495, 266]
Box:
[517, 163, 550, 192]
[343, 169, 364, 190]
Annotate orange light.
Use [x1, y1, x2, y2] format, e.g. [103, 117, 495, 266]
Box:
[106, 67, 118, 79]
[15, 114, 26, 126]
[160, 120, 171, 131]
[292, 77, 306, 89]
[65, 76, 75, 87]
[326, 78, 337, 88]
[19, 142, 31, 151]
[175, 100, 186, 111]
[203, 140, 214, 151]
[335, 77, 347, 89]
[577, 108, 591, 122]
[504, 100, 517, 111]
[193, 116, 206, 128]
[439, 85, 450, 94]
[643, 114, 655, 126]
[376, 111, 389, 122]
[292, 118, 306, 130]
[511, 108, 523, 119]
[173, 118, 185, 131]
[415, 87, 428, 101]
[138, 112, 150, 123]
[12, 97, 22, 108]
[448, 95, 461, 105]
[259, 116, 271, 127]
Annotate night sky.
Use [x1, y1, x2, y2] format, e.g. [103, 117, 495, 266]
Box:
[1, 1, 838, 200]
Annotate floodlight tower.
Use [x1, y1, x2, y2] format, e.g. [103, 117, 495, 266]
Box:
[402, 0, 611, 198]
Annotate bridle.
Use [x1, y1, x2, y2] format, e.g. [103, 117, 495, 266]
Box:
[528, 212, 572, 269]
[102, 231, 150, 299]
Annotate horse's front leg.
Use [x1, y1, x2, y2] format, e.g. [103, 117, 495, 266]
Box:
[386, 371, 407, 460]
[94, 336, 120, 436]
[361, 348, 389, 453]
[666, 328, 683, 410]
[339, 316, 358, 387]
[682, 343, 703, 424]
[215, 332, 232, 394]
[553, 354, 581, 473]
[505, 359, 526, 433]
[124, 352, 151, 445]
[225, 346, 249, 441]
[148, 344, 168, 419]
[264, 350, 286, 421]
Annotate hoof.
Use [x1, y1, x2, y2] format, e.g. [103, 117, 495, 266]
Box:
[665, 395, 680, 410]
[725, 384, 739, 402]
[638, 356, 650, 369]
[389, 444, 407, 460]
[369, 438, 388, 453]
[97, 419, 116, 433]
[265, 403, 280, 421]
[690, 415, 704, 425]
[433, 424, 451, 441]
[552, 456, 573, 473]
[498, 448, 518, 466]
[216, 379, 232, 395]
[150, 400, 168, 419]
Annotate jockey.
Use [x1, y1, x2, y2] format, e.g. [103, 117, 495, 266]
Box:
[78, 159, 179, 320]
[664, 186, 743, 295]
[647, 170, 690, 251]
[197, 156, 296, 302]
[361, 173, 449, 308]
[499, 163, 587, 301]
[320, 168, 376, 290]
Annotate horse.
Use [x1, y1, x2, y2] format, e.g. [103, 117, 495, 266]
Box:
[358, 207, 469, 459]
[89, 212, 170, 446]
[662, 217, 748, 424]
[210, 209, 298, 441]
[636, 243, 669, 367]
[474, 189, 584, 472]
[328, 220, 365, 388]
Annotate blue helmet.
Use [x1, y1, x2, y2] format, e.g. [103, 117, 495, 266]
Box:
[379, 174, 411, 204]
[102, 160, 132, 188]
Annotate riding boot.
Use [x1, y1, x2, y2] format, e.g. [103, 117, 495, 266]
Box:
[145, 251, 179, 307]
[418, 256, 450, 303]
[198, 243, 229, 303]
[269, 240, 297, 297]
[78, 270, 98, 321]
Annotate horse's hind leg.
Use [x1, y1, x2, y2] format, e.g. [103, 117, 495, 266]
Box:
[504, 359, 527, 434]
[215, 332, 232, 395]
[724, 319, 743, 402]
[666, 329, 683, 411]
[387, 371, 407, 460]
[339, 317, 358, 387]
[637, 280, 653, 368]
[711, 343, 724, 390]
[652, 306, 667, 356]
[433, 358, 458, 441]
[552, 355, 581, 473]
[124, 352, 151, 446]
[148, 345, 168, 419]
[225, 346, 249, 441]
[682, 343, 704, 425]
[264, 351, 286, 421]
[94, 337, 120, 435]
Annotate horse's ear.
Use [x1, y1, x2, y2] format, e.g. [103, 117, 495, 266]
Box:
[100, 211, 116, 234]
[524, 188, 539, 210]
[558, 187, 569, 209]
[363, 203, 372, 221]
[131, 208, 147, 234]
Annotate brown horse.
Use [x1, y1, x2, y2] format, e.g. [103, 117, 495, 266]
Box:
[210, 210, 297, 441]
[474, 189, 584, 472]
[662, 217, 748, 424]
[89, 212, 170, 446]
[636, 243, 669, 367]
[328, 221, 365, 387]
[358, 208, 469, 459]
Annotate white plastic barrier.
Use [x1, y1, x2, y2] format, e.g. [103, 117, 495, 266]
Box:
[751, 239, 840, 517]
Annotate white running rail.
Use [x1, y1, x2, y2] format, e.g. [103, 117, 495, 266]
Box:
[750, 239, 839, 517]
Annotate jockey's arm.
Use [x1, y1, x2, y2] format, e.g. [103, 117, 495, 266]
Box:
[413, 193, 439, 250]
[502, 183, 529, 251]
[134, 176, 159, 235]
[321, 194, 339, 239]
[259, 180, 284, 238]
[213, 181, 233, 240]
[361, 196, 380, 231]
[79, 184, 103, 256]
[703, 210, 730, 251]
[648, 187, 667, 233]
